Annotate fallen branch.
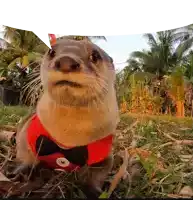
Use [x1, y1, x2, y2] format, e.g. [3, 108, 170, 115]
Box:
[157, 126, 177, 142]
[0, 131, 16, 142]
[159, 142, 173, 149]
[176, 140, 193, 145]
[0, 148, 12, 171]
[162, 132, 177, 142]
[0, 125, 17, 132]
[167, 194, 190, 198]
[122, 120, 139, 134]
[159, 139, 193, 149]
[0, 172, 11, 182]
[107, 148, 128, 197]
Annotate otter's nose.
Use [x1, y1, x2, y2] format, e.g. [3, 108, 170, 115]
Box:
[55, 56, 80, 73]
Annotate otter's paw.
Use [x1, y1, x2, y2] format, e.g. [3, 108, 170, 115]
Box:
[6, 164, 37, 182]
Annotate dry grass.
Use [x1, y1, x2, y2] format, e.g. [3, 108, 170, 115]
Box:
[1, 106, 193, 198]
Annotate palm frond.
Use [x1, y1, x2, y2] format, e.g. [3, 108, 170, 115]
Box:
[7, 57, 21, 69]
[0, 62, 9, 77]
[0, 38, 12, 48]
[27, 52, 43, 64]
[130, 51, 150, 61]
[32, 43, 48, 54]
[143, 33, 157, 49]
[21, 66, 42, 106]
[175, 37, 193, 59]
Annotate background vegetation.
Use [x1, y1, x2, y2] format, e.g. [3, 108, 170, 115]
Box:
[116, 24, 193, 117]
[1, 24, 193, 117]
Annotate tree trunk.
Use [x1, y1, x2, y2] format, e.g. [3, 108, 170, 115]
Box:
[176, 100, 185, 117]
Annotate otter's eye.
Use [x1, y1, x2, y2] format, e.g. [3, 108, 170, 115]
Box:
[48, 49, 56, 58]
[90, 50, 101, 64]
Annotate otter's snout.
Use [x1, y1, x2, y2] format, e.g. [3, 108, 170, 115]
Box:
[54, 56, 80, 73]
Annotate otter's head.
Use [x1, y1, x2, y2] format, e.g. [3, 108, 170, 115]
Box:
[40, 38, 116, 106]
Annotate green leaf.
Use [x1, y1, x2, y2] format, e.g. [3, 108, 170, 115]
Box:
[99, 191, 109, 199]
[137, 153, 158, 180]
[27, 52, 42, 63]
[7, 57, 21, 69]
[0, 70, 4, 77]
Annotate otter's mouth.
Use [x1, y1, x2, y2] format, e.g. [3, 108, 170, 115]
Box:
[55, 80, 82, 88]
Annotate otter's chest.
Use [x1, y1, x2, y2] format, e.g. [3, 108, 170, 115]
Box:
[27, 114, 113, 171]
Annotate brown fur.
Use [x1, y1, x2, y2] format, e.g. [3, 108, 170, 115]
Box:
[16, 112, 39, 166]
[16, 38, 119, 196]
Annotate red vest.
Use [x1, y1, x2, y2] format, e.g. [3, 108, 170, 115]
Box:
[27, 114, 113, 172]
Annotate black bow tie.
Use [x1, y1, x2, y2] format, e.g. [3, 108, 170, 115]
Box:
[36, 135, 88, 166]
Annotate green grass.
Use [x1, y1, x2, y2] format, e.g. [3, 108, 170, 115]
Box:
[115, 113, 193, 198]
[0, 103, 31, 126]
[1, 106, 193, 198]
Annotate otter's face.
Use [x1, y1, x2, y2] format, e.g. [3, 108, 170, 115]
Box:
[40, 39, 116, 106]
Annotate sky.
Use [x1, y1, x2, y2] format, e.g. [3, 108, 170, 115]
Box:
[94, 35, 149, 70]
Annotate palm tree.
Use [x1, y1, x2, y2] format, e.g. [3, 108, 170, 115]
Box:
[180, 51, 193, 116]
[115, 27, 193, 114]
[182, 51, 193, 81]
[0, 26, 48, 105]
[129, 30, 192, 79]
[115, 55, 158, 105]
[1, 26, 48, 71]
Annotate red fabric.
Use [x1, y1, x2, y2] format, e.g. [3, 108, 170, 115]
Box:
[49, 34, 57, 45]
[27, 114, 113, 171]
[87, 135, 113, 165]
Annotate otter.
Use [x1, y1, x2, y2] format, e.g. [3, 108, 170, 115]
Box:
[15, 38, 120, 197]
